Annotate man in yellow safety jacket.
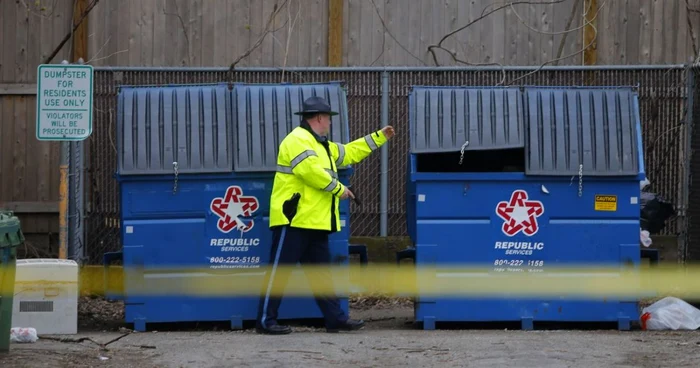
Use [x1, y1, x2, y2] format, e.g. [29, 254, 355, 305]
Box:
[256, 96, 395, 335]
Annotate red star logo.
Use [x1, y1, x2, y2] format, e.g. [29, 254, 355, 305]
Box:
[495, 190, 544, 236]
[210, 186, 260, 233]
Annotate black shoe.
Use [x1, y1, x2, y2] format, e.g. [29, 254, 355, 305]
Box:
[326, 319, 365, 333]
[256, 324, 292, 335]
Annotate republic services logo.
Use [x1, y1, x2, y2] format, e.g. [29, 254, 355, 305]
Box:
[495, 189, 544, 237]
[210, 186, 260, 233]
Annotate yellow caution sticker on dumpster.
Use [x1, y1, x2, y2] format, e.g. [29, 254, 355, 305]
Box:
[594, 195, 617, 211]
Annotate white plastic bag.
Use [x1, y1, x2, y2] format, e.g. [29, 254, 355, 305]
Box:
[640, 178, 651, 190]
[641, 297, 700, 330]
[640, 229, 652, 247]
[10, 327, 38, 343]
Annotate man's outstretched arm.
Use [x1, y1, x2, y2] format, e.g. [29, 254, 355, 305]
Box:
[332, 126, 395, 168]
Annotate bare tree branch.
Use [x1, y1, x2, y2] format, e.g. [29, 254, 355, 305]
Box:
[426, 0, 568, 67]
[44, 0, 100, 64]
[368, 0, 425, 66]
[429, 44, 508, 85]
[510, 1, 587, 35]
[686, 0, 699, 61]
[424, 0, 605, 86]
[553, 0, 582, 65]
[164, 0, 193, 66]
[228, 0, 290, 74]
[280, 0, 302, 82]
[87, 49, 129, 65]
[503, 0, 607, 86]
[19, 0, 60, 18]
[85, 35, 112, 64]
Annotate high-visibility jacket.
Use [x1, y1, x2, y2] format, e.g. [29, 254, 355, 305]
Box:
[269, 122, 388, 232]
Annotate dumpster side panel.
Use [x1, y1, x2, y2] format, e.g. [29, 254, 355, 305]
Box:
[405, 155, 417, 244]
[412, 179, 640, 268]
[411, 179, 640, 223]
[416, 299, 639, 325]
[411, 178, 641, 327]
[120, 175, 351, 326]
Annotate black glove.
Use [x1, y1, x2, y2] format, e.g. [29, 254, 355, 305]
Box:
[282, 193, 301, 222]
[347, 186, 360, 205]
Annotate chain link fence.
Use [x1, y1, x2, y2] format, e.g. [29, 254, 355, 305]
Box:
[686, 64, 700, 261]
[84, 66, 690, 265]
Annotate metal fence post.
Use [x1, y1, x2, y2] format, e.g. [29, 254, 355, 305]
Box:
[683, 65, 695, 263]
[68, 140, 86, 264]
[54, 59, 87, 264]
[68, 142, 75, 261]
[58, 60, 72, 260]
[380, 71, 390, 237]
[59, 141, 70, 260]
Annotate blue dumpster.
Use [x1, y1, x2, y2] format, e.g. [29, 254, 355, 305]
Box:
[115, 82, 353, 332]
[406, 86, 645, 330]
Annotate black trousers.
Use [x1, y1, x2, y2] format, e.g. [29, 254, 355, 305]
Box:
[256, 226, 347, 329]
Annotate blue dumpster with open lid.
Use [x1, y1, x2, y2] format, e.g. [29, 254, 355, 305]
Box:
[114, 81, 353, 332]
[406, 85, 645, 330]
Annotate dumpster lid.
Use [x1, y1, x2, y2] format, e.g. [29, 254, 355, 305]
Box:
[523, 86, 642, 177]
[116, 83, 234, 176]
[116, 82, 351, 176]
[231, 82, 350, 173]
[407, 85, 643, 177]
[408, 86, 525, 153]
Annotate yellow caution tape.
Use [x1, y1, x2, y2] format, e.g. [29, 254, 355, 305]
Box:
[2, 263, 699, 300]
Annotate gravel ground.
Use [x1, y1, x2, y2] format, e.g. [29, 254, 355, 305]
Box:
[2, 298, 700, 367]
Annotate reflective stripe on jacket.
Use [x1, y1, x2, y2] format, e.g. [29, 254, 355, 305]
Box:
[269, 122, 388, 232]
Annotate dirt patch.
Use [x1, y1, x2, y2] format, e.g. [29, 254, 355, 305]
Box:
[78, 296, 125, 331]
[617, 336, 700, 368]
[0, 344, 158, 368]
[353, 305, 415, 330]
[349, 293, 413, 310]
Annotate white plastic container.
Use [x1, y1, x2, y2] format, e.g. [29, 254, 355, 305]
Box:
[11, 258, 79, 335]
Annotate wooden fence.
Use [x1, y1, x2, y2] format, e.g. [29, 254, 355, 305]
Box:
[0, 92, 61, 256]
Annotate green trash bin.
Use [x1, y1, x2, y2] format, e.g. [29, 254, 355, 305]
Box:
[0, 211, 23, 353]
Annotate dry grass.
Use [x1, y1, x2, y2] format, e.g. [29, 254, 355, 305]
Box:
[349, 292, 412, 310]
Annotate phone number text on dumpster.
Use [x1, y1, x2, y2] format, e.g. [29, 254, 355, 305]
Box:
[209, 256, 261, 269]
[493, 259, 545, 273]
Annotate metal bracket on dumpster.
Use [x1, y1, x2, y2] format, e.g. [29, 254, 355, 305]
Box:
[172, 161, 179, 194]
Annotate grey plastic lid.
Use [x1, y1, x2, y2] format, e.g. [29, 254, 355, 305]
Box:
[117, 83, 233, 176]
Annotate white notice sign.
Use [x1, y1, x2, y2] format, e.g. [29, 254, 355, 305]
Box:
[36, 64, 94, 141]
